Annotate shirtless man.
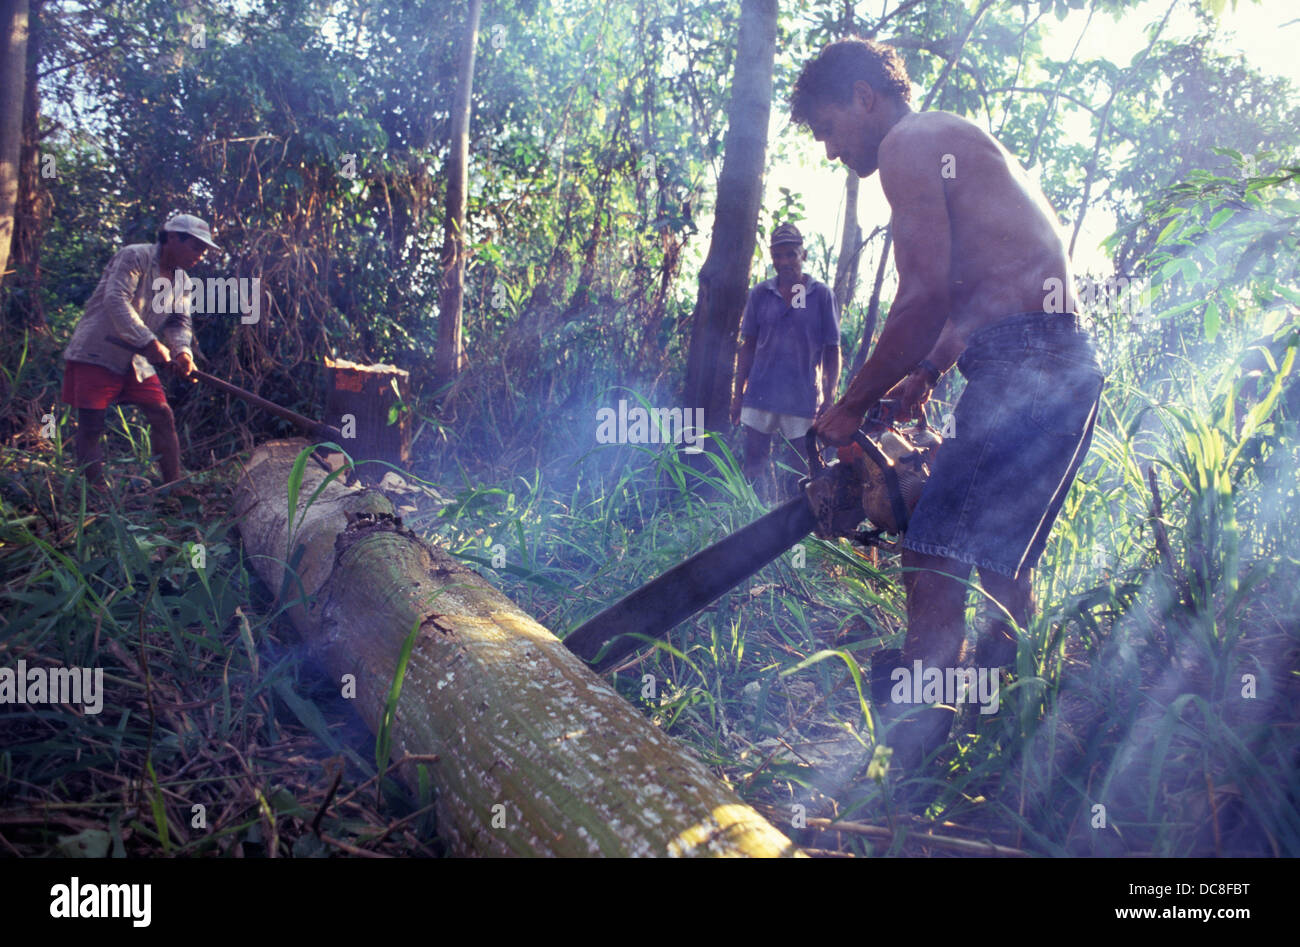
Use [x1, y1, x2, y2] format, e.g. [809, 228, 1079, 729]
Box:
[793, 39, 1105, 769]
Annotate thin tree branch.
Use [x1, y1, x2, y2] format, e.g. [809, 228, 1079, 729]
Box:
[1069, 0, 1180, 257]
[1026, 0, 1096, 168]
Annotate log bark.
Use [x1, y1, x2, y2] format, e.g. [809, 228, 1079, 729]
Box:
[234, 439, 800, 857]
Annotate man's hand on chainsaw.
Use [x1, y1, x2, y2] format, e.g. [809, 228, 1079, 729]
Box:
[884, 370, 933, 422]
[813, 399, 865, 446]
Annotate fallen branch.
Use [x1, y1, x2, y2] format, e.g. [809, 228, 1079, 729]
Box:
[755, 804, 1027, 856]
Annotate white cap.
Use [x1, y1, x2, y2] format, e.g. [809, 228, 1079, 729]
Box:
[163, 213, 219, 250]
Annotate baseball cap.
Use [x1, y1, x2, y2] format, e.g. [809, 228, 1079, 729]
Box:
[163, 214, 220, 250]
[769, 222, 803, 248]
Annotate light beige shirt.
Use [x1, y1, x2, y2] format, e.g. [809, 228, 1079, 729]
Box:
[63, 243, 194, 382]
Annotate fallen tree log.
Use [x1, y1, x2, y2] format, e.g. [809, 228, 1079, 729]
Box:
[233, 439, 800, 857]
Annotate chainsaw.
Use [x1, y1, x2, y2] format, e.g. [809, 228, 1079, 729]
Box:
[564, 402, 943, 670]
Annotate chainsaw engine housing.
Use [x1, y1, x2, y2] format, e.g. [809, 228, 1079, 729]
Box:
[806, 423, 941, 538]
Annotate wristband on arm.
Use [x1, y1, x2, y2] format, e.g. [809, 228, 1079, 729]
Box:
[915, 358, 942, 387]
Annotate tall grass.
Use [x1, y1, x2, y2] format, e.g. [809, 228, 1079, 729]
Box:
[0, 448, 439, 856]
[5, 301, 1296, 856]
[416, 300, 1299, 856]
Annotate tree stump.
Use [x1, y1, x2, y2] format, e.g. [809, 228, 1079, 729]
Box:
[324, 356, 410, 481]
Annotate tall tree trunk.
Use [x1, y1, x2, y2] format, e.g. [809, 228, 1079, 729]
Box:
[851, 228, 889, 376]
[233, 439, 802, 858]
[681, 0, 777, 442]
[12, 0, 42, 330]
[435, 0, 482, 388]
[832, 2, 860, 364]
[832, 169, 861, 316]
[0, 0, 28, 292]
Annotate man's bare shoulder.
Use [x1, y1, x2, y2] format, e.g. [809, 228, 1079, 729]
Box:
[878, 112, 983, 180]
[888, 110, 998, 152]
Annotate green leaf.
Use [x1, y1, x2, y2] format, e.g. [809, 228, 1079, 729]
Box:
[146, 758, 171, 854]
[285, 445, 311, 540]
[269, 788, 309, 818]
[375, 617, 423, 779]
[1204, 301, 1221, 341]
[1154, 215, 1183, 246]
[1206, 207, 1236, 230]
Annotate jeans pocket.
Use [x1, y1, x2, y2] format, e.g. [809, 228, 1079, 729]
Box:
[1028, 357, 1103, 437]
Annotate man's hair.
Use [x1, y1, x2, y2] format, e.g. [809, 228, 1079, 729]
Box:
[791, 37, 912, 124]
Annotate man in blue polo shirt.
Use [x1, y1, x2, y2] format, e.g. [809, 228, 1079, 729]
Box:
[730, 222, 841, 502]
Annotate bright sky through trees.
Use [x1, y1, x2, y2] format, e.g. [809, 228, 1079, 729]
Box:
[734, 0, 1299, 310]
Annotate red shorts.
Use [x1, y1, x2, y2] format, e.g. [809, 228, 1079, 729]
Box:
[62, 359, 168, 410]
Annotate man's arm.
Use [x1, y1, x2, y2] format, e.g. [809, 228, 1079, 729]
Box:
[820, 345, 840, 414]
[732, 289, 760, 424]
[817, 128, 951, 443]
[884, 320, 961, 421]
[102, 249, 158, 351]
[732, 335, 756, 424]
[158, 273, 196, 375]
[841, 138, 951, 414]
[920, 319, 963, 374]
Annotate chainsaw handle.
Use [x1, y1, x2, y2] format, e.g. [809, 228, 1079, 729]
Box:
[806, 396, 900, 475]
[804, 430, 826, 477]
[807, 428, 885, 476]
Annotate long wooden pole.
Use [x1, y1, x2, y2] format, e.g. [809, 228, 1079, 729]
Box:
[188, 368, 342, 442]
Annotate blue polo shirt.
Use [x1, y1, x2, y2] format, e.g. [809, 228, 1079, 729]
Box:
[739, 278, 839, 418]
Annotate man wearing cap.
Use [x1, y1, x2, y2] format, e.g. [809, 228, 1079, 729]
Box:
[61, 214, 219, 488]
[730, 222, 841, 502]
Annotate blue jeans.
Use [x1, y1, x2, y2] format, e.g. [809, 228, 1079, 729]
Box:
[901, 312, 1105, 578]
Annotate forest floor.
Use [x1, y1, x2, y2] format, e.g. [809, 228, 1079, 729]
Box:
[2, 409, 1297, 857]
